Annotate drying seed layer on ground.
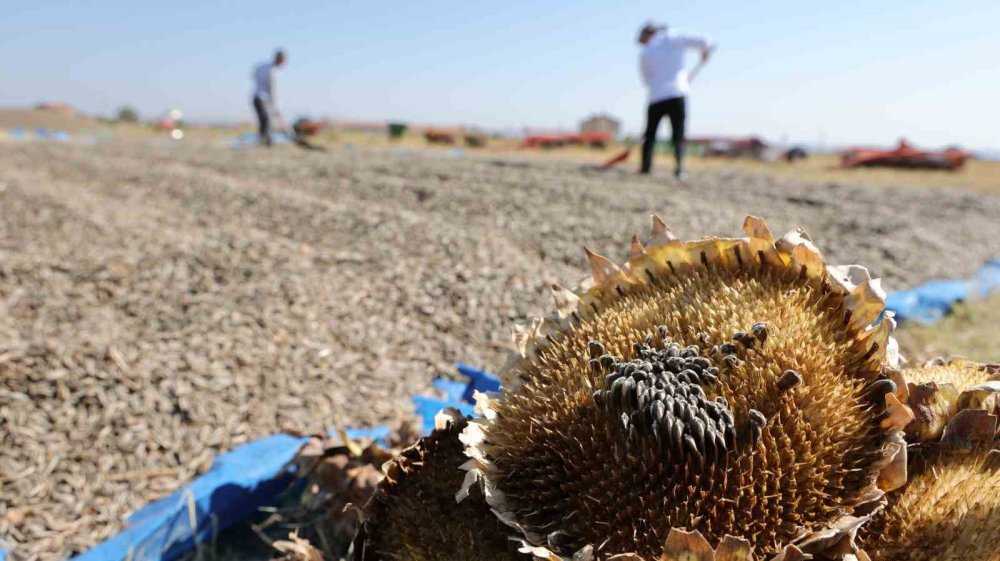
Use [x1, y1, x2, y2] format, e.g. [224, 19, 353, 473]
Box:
[1, 140, 999, 560]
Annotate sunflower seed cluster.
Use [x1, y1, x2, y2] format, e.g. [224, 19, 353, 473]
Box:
[590, 338, 735, 467]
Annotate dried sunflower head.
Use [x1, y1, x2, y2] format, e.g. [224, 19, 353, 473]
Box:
[353, 409, 518, 561]
[901, 359, 999, 444]
[860, 444, 1000, 561]
[460, 216, 911, 560]
[291, 423, 421, 551]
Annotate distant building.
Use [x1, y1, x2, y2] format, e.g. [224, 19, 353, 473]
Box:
[580, 113, 621, 138]
[35, 102, 75, 114]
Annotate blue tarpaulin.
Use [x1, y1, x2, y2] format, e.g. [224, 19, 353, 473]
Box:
[5, 127, 69, 142]
[71, 365, 500, 561]
[886, 259, 1000, 324]
[457, 362, 502, 402]
[230, 132, 291, 148]
[73, 434, 305, 561]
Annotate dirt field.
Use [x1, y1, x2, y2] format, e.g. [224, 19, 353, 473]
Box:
[2, 137, 1000, 560]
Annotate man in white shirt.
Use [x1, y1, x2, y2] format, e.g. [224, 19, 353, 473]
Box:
[251, 49, 286, 146]
[638, 23, 715, 180]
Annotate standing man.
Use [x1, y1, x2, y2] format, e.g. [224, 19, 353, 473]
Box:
[638, 23, 715, 180]
[251, 49, 286, 146]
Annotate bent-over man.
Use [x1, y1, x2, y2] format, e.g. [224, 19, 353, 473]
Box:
[251, 49, 287, 146]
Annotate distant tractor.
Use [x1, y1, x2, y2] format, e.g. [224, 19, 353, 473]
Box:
[782, 146, 809, 162]
[463, 131, 488, 148]
[424, 129, 458, 145]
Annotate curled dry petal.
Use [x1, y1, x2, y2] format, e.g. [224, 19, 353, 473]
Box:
[903, 359, 1000, 444]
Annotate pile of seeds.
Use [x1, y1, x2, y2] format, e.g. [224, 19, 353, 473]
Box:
[1, 138, 999, 561]
[592, 337, 735, 466]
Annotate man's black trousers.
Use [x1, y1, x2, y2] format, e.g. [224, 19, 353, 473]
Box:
[641, 96, 686, 173]
[252, 96, 272, 145]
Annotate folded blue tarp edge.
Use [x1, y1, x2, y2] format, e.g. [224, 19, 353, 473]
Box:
[72, 434, 305, 561]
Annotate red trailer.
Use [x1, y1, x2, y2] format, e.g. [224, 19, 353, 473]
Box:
[688, 136, 768, 159]
[522, 132, 611, 149]
[840, 139, 971, 171]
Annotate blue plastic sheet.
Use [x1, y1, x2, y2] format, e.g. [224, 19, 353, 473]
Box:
[886, 259, 1000, 324]
[432, 377, 469, 403]
[230, 132, 290, 148]
[413, 395, 475, 434]
[73, 434, 306, 561]
[4, 127, 69, 142]
[343, 425, 394, 445]
[457, 362, 501, 402]
[975, 259, 1000, 294]
[72, 364, 501, 561]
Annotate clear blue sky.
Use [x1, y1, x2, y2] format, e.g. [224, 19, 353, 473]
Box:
[3, 1, 999, 148]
